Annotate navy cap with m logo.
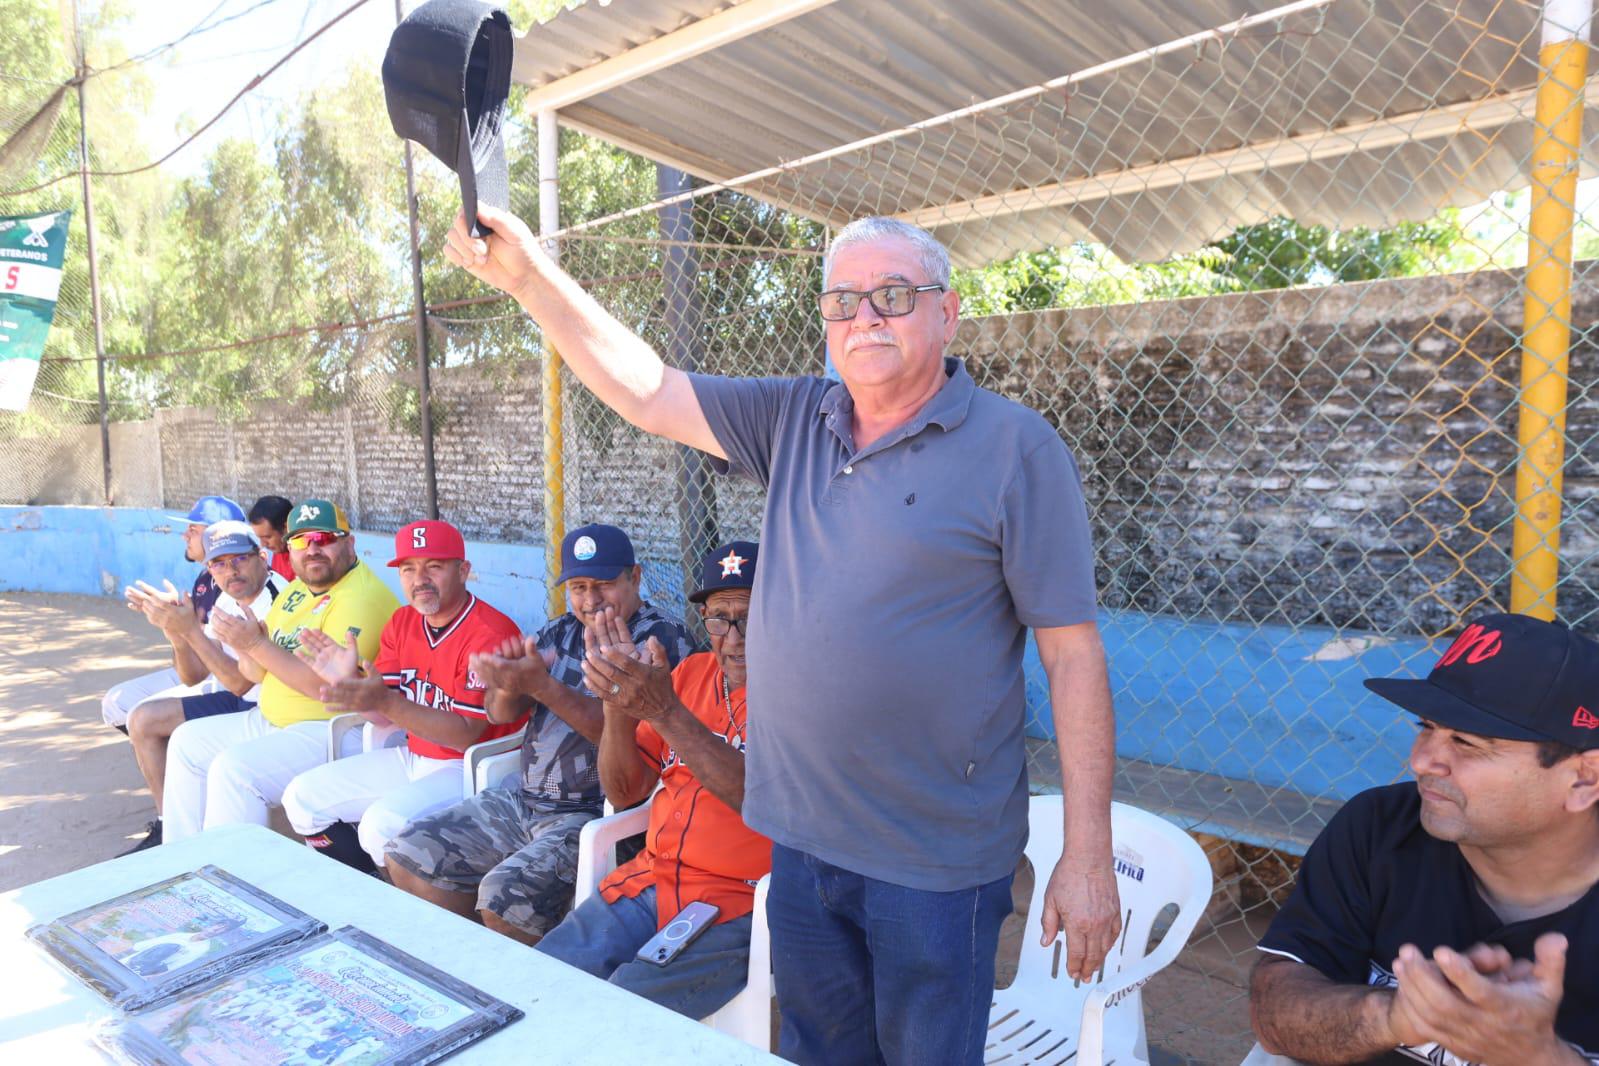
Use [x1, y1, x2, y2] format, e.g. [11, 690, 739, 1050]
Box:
[1365, 612, 1599, 750]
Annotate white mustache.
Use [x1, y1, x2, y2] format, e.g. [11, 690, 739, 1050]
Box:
[845, 330, 897, 351]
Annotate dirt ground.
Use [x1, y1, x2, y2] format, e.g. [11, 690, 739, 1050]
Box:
[0, 591, 173, 890]
[0, 590, 1258, 1063]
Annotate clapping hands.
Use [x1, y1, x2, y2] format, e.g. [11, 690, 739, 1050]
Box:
[468, 634, 555, 699]
[296, 628, 391, 724]
[1387, 933, 1569, 1064]
[581, 606, 676, 722]
[125, 579, 198, 636]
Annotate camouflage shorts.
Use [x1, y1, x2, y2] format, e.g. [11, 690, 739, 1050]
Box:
[384, 789, 598, 936]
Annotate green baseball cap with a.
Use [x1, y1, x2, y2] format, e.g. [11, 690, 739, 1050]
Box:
[286, 499, 351, 536]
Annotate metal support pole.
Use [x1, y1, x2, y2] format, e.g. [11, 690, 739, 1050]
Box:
[75, 8, 111, 506]
[658, 165, 718, 612]
[539, 108, 566, 620]
[398, 0, 439, 520]
[1510, 0, 1591, 619]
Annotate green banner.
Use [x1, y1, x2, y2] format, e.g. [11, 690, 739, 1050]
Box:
[0, 209, 72, 411]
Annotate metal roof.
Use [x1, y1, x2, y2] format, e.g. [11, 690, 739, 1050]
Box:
[513, 0, 1599, 265]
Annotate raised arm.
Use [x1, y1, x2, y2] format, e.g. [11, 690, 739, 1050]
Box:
[444, 205, 723, 459]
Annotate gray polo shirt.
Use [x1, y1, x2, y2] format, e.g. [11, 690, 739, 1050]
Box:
[690, 356, 1098, 890]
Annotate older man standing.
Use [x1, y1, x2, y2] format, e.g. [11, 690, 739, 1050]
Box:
[444, 207, 1118, 1064]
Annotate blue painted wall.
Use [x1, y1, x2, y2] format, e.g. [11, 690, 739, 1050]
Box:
[1023, 614, 1431, 802]
[0, 506, 553, 634]
[6, 506, 1426, 805]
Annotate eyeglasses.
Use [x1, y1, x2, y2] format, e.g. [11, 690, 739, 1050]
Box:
[702, 615, 749, 637]
[817, 283, 944, 321]
[206, 553, 257, 571]
[287, 530, 345, 551]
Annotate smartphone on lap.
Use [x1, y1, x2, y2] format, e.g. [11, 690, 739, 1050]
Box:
[635, 901, 720, 966]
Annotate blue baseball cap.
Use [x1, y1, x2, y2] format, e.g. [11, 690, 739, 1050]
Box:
[689, 541, 758, 603]
[169, 495, 246, 526]
[555, 523, 635, 585]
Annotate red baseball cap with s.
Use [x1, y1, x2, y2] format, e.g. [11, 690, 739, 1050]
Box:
[389, 520, 466, 566]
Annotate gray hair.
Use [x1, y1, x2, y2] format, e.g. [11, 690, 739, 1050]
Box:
[823, 217, 951, 289]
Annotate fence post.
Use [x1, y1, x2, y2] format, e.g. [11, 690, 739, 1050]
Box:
[343, 406, 361, 530]
[74, 9, 111, 506]
[657, 165, 718, 609]
[1510, 0, 1592, 619]
[397, 0, 439, 521]
[539, 108, 566, 619]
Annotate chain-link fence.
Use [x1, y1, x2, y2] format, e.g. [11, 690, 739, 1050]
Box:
[4, 0, 1599, 1059]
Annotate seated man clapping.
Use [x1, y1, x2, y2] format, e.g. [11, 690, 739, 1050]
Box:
[281, 520, 523, 871]
[536, 541, 770, 1020]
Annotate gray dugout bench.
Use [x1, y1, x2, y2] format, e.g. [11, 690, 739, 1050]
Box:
[1024, 611, 1435, 855]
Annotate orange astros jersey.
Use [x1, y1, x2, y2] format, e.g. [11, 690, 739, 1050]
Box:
[373, 593, 524, 760]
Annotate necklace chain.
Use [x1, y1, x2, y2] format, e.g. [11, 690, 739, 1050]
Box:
[721, 674, 745, 742]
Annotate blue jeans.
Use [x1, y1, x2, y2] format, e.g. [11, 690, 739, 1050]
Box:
[535, 886, 753, 1019]
[768, 843, 1014, 1066]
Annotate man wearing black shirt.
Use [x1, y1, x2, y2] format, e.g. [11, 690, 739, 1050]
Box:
[1251, 612, 1599, 1066]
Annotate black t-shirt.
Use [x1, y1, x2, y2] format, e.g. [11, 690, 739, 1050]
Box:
[1259, 783, 1599, 1065]
[190, 567, 220, 625]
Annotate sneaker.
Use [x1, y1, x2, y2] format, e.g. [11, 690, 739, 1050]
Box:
[117, 820, 162, 856]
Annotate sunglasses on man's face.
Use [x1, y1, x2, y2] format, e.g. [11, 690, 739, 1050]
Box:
[288, 530, 345, 551]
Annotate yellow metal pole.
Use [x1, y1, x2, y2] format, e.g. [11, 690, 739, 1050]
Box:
[542, 344, 566, 621]
[539, 108, 566, 622]
[1511, 1, 1590, 619]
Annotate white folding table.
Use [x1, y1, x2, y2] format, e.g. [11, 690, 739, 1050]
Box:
[0, 823, 776, 1063]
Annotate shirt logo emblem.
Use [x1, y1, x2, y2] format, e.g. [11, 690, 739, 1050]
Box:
[573, 536, 597, 561]
[1575, 706, 1599, 730]
[719, 551, 747, 577]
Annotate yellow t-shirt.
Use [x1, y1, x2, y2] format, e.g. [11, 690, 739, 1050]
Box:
[258, 561, 400, 728]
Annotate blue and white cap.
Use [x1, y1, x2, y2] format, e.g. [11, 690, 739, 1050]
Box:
[555, 523, 635, 585]
[201, 520, 261, 563]
[169, 495, 246, 526]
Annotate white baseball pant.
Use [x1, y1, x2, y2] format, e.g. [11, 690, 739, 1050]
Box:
[102, 667, 217, 728]
[282, 747, 462, 867]
[163, 708, 330, 843]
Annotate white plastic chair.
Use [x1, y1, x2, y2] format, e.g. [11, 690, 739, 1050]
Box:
[574, 803, 773, 1052]
[325, 712, 405, 761]
[986, 797, 1213, 1066]
[462, 723, 526, 798]
[328, 713, 523, 799]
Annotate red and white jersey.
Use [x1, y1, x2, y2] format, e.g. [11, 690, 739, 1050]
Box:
[373, 593, 523, 760]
